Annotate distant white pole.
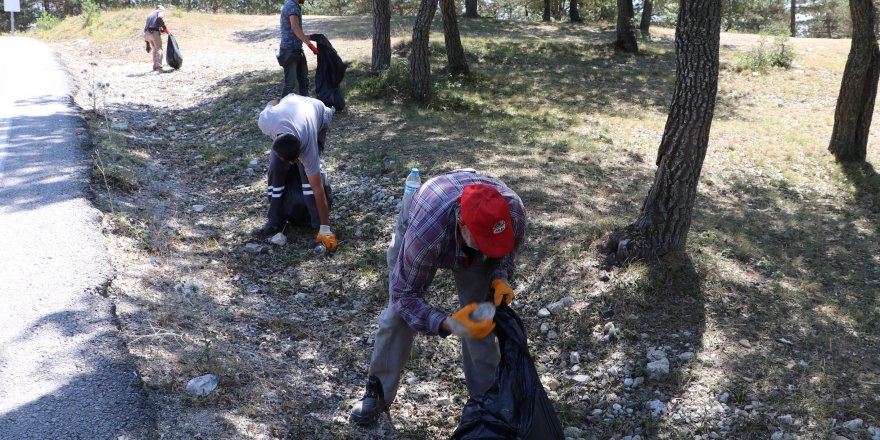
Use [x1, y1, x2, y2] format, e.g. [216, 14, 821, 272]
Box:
[5, 0, 20, 35]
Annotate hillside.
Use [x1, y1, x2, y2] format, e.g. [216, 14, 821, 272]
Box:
[34, 8, 879, 439]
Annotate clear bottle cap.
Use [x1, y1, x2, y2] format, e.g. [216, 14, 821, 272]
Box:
[411, 168, 420, 174]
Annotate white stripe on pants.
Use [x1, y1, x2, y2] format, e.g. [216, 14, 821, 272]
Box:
[367, 200, 500, 404]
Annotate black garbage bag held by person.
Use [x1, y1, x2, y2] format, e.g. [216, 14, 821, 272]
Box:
[309, 34, 346, 111]
[451, 305, 565, 440]
[166, 34, 183, 70]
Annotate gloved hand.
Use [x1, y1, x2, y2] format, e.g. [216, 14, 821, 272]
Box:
[491, 279, 515, 306]
[307, 42, 319, 55]
[145, 41, 151, 53]
[316, 225, 337, 252]
[444, 303, 495, 339]
[163, 27, 169, 34]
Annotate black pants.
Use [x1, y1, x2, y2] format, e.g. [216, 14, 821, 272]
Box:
[281, 48, 309, 97]
[266, 128, 327, 228]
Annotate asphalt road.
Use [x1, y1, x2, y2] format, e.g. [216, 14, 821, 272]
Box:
[0, 37, 155, 439]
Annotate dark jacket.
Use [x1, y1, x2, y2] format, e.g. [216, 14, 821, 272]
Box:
[310, 34, 346, 111]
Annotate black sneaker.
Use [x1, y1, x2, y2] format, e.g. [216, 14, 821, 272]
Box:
[251, 222, 283, 238]
[350, 375, 389, 426]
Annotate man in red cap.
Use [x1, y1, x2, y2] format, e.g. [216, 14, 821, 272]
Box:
[350, 170, 528, 426]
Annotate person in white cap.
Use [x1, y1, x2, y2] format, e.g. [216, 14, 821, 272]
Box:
[143, 5, 169, 72]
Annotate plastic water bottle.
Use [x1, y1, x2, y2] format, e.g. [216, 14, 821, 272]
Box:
[400, 168, 421, 227]
[470, 302, 496, 322]
[403, 168, 421, 197]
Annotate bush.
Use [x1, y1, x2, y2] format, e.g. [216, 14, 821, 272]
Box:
[36, 11, 60, 30]
[735, 35, 796, 72]
[81, 0, 102, 27]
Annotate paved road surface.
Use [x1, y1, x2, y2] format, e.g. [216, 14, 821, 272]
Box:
[0, 37, 155, 439]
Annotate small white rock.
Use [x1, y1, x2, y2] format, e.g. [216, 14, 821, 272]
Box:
[538, 308, 551, 317]
[678, 351, 694, 361]
[570, 352, 580, 365]
[192, 204, 205, 213]
[540, 323, 550, 334]
[843, 418, 864, 432]
[269, 232, 287, 245]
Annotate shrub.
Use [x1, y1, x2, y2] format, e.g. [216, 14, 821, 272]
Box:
[81, 0, 102, 27]
[735, 35, 796, 72]
[36, 11, 60, 30]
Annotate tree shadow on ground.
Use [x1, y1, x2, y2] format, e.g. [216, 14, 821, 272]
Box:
[685, 173, 880, 437]
[0, 304, 155, 439]
[0, 96, 90, 214]
[839, 160, 880, 216]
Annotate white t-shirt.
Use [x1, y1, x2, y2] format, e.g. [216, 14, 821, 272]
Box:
[258, 94, 335, 177]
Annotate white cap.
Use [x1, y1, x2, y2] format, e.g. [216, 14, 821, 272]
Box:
[156, 4, 165, 10]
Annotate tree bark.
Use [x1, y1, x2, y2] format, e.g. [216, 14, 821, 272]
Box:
[828, 0, 879, 162]
[543, 0, 551, 22]
[570, 0, 583, 22]
[640, 0, 653, 32]
[790, 0, 797, 36]
[371, 0, 392, 71]
[615, 0, 638, 53]
[440, 0, 469, 75]
[464, 0, 478, 17]
[411, 0, 438, 102]
[603, 0, 722, 263]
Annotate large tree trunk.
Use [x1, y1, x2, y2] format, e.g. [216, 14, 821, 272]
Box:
[616, 0, 638, 53]
[603, 0, 722, 263]
[828, 0, 879, 162]
[411, 0, 438, 102]
[371, 0, 392, 71]
[570, 0, 583, 22]
[790, 0, 797, 36]
[464, 0, 478, 17]
[543, 0, 551, 22]
[440, 0, 469, 75]
[640, 0, 653, 32]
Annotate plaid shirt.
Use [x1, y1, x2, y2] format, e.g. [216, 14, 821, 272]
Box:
[390, 171, 527, 335]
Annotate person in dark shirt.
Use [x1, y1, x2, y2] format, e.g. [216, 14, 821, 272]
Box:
[278, 0, 318, 97]
[143, 5, 169, 72]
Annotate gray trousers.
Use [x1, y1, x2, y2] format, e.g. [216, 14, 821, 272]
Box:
[368, 201, 500, 404]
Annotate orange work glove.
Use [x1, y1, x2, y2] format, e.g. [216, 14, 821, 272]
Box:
[316, 225, 337, 252]
[307, 42, 318, 55]
[491, 279, 515, 306]
[445, 303, 495, 339]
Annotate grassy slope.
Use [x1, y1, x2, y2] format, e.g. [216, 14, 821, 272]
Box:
[33, 9, 879, 439]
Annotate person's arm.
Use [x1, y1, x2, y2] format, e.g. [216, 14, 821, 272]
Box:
[307, 172, 330, 227]
[289, 15, 318, 54]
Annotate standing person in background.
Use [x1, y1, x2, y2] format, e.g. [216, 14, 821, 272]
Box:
[143, 5, 169, 72]
[278, 0, 319, 97]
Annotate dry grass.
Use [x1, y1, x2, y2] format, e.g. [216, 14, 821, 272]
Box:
[33, 9, 879, 439]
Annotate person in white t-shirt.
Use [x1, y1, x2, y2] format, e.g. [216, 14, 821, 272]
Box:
[254, 94, 337, 252]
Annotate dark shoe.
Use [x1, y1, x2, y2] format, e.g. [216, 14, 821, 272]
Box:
[350, 375, 388, 426]
[251, 222, 282, 237]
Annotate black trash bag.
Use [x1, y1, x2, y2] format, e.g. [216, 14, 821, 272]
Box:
[451, 305, 565, 440]
[280, 161, 332, 229]
[166, 34, 183, 70]
[310, 34, 346, 111]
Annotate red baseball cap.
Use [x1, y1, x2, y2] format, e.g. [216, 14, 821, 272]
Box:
[459, 184, 514, 258]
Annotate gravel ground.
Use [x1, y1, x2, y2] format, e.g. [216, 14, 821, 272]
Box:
[46, 13, 880, 440]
